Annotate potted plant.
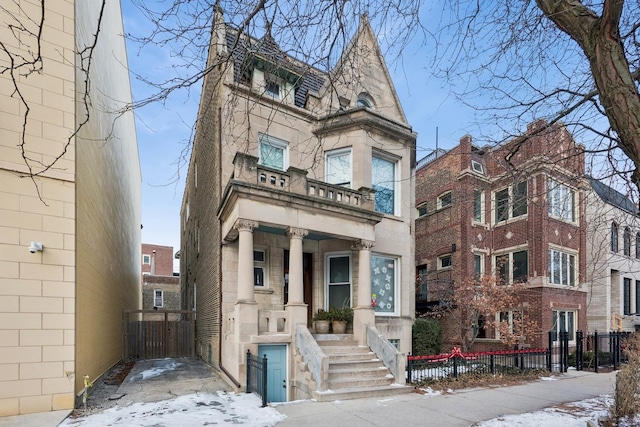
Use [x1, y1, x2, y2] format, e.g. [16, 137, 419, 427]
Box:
[313, 309, 331, 333]
[328, 306, 353, 334]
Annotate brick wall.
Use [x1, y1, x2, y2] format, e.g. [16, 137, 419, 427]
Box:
[415, 122, 587, 350]
[142, 244, 175, 276]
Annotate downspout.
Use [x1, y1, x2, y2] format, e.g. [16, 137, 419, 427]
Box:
[216, 105, 241, 388]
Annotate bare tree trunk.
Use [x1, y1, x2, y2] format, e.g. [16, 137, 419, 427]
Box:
[536, 0, 640, 187]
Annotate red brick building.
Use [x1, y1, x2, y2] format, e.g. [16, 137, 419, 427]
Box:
[141, 244, 179, 320]
[415, 121, 587, 350]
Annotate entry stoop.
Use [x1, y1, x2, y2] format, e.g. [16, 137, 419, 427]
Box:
[311, 334, 413, 402]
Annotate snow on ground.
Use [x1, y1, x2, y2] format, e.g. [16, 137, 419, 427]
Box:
[130, 360, 183, 382]
[474, 395, 612, 427]
[59, 391, 286, 427]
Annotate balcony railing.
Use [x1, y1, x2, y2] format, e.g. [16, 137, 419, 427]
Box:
[232, 152, 376, 211]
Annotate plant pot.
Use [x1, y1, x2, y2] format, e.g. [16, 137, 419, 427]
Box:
[315, 320, 330, 334]
[331, 320, 347, 334]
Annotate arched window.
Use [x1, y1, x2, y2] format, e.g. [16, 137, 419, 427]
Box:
[356, 92, 374, 109]
[624, 227, 631, 256]
[611, 222, 619, 252]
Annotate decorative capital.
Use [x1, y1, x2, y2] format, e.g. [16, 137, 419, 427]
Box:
[234, 219, 259, 232]
[352, 239, 374, 251]
[286, 227, 308, 240]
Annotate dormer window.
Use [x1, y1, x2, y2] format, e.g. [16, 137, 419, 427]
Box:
[471, 160, 484, 175]
[265, 76, 280, 98]
[356, 92, 374, 109]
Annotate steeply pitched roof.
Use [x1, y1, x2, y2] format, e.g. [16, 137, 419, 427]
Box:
[588, 176, 639, 215]
[225, 27, 325, 109]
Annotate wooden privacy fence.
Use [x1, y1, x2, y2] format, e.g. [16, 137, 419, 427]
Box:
[123, 310, 195, 360]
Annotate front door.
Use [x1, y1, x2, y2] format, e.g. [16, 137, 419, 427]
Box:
[258, 344, 287, 403]
[284, 251, 313, 324]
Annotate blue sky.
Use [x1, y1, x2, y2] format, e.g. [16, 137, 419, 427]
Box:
[120, 2, 502, 253]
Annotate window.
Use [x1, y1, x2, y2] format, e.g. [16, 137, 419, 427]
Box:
[327, 254, 351, 309]
[438, 254, 452, 270]
[371, 254, 398, 314]
[416, 265, 427, 299]
[548, 178, 576, 222]
[265, 80, 280, 98]
[497, 310, 523, 338]
[143, 254, 150, 265]
[473, 189, 484, 222]
[471, 160, 484, 175]
[325, 148, 352, 187]
[474, 253, 483, 280]
[494, 181, 527, 223]
[417, 204, 427, 217]
[624, 278, 631, 315]
[372, 154, 397, 215]
[636, 281, 640, 316]
[154, 290, 164, 308]
[356, 92, 374, 108]
[437, 192, 452, 209]
[548, 248, 576, 286]
[495, 250, 528, 284]
[611, 222, 619, 252]
[624, 227, 631, 256]
[552, 310, 575, 342]
[475, 315, 487, 339]
[258, 134, 288, 171]
[254, 250, 266, 287]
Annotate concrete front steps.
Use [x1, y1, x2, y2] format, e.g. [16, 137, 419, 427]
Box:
[312, 334, 413, 402]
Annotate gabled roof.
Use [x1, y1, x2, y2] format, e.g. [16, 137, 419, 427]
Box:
[328, 14, 409, 124]
[225, 26, 325, 109]
[588, 176, 639, 216]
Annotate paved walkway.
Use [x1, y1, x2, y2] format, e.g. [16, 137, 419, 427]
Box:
[275, 370, 617, 426]
[0, 363, 617, 427]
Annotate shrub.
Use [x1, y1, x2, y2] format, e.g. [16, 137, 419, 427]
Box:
[611, 333, 640, 423]
[313, 309, 331, 321]
[412, 318, 442, 355]
[328, 306, 353, 322]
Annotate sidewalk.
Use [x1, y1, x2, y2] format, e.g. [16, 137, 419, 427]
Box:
[275, 370, 617, 426]
[0, 365, 617, 427]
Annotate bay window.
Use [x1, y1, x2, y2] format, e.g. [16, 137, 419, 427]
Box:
[548, 178, 576, 222]
[372, 154, 398, 215]
[371, 254, 398, 314]
[548, 248, 576, 286]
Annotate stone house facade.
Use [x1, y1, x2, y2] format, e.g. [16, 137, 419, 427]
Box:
[415, 121, 587, 350]
[0, 0, 140, 418]
[585, 178, 640, 333]
[181, 7, 415, 402]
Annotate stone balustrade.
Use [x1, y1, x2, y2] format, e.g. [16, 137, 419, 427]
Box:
[232, 152, 375, 211]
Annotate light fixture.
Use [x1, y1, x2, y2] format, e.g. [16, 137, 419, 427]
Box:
[29, 242, 43, 253]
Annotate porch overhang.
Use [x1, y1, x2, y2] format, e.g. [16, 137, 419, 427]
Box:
[218, 180, 382, 242]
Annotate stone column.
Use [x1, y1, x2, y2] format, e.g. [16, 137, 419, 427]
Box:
[352, 239, 375, 344]
[235, 219, 259, 303]
[286, 227, 309, 329]
[286, 227, 308, 305]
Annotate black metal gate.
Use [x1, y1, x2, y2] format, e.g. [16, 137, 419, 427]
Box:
[246, 350, 268, 407]
[548, 331, 571, 372]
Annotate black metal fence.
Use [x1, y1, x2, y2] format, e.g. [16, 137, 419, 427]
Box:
[407, 347, 550, 384]
[576, 331, 631, 372]
[408, 330, 633, 383]
[246, 350, 267, 407]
